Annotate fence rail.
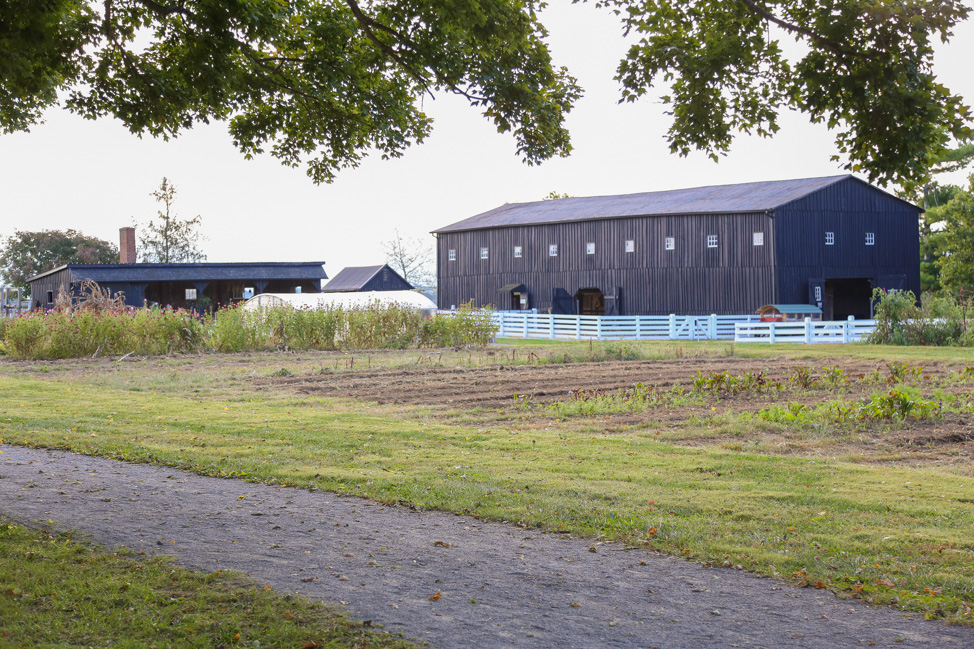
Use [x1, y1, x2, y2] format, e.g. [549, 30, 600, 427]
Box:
[733, 318, 876, 344]
[457, 311, 877, 344]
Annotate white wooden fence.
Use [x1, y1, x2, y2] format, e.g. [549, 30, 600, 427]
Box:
[474, 311, 877, 344]
[733, 317, 876, 344]
[488, 312, 758, 341]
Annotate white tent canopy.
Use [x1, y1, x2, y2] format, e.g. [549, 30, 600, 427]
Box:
[242, 291, 437, 312]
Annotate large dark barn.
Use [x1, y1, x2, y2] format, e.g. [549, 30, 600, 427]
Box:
[433, 175, 921, 319]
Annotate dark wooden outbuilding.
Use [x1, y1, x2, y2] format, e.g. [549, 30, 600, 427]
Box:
[433, 176, 921, 318]
[27, 262, 327, 310]
[321, 264, 413, 293]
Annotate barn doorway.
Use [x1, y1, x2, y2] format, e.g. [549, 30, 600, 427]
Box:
[575, 288, 606, 316]
[825, 278, 873, 320]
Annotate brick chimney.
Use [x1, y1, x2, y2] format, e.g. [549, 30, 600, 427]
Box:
[119, 227, 136, 264]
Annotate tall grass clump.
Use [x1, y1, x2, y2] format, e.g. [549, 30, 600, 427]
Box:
[206, 304, 272, 352]
[2, 298, 498, 359]
[418, 302, 496, 348]
[2, 308, 204, 360]
[868, 289, 971, 346]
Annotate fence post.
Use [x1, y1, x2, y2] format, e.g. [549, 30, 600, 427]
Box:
[522, 312, 528, 339]
[804, 317, 813, 344]
[668, 314, 676, 339]
[636, 315, 643, 341]
[847, 315, 855, 342]
[710, 314, 718, 340]
[769, 322, 776, 344]
[576, 316, 581, 341]
[498, 313, 506, 338]
[549, 314, 555, 340]
[596, 317, 603, 341]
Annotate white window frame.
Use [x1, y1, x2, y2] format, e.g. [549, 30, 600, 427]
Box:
[865, 232, 875, 246]
[513, 245, 523, 258]
[549, 244, 558, 257]
[448, 249, 456, 261]
[185, 288, 197, 300]
[753, 232, 764, 246]
[625, 240, 635, 253]
[664, 237, 675, 251]
[586, 242, 595, 255]
[480, 247, 489, 260]
[825, 232, 835, 246]
[707, 234, 718, 248]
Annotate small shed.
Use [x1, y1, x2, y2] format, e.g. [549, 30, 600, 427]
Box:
[322, 264, 413, 293]
[757, 304, 823, 322]
[242, 290, 436, 314]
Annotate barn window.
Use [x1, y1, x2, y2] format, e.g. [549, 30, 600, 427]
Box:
[586, 242, 595, 255]
[664, 237, 675, 251]
[185, 288, 197, 300]
[47, 290, 54, 303]
[448, 249, 456, 261]
[825, 232, 835, 245]
[480, 247, 489, 259]
[865, 232, 875, 246]
[514, 245, 523, 258]
[753, 232, 764, 246]
[707, 235, 718, 248]
[625, 240, 635, 253]
[549, 244, 558, 257]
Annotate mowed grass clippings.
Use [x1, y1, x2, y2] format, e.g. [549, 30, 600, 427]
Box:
[0, 521, 417, 649]
[2, 369, 974, 626]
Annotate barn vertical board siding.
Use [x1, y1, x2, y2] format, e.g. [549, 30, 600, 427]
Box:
[772, 178, 921, 304]
[437, 212, 776, 315]
[436, 177, 920, 316]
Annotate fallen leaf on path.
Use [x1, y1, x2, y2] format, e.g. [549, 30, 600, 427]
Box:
[429, 591, 442, 601]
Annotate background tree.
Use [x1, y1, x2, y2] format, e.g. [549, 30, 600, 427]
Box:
[937, 176, 974, 297]
[382, 229, 435, 296]
[0, 229, 117, 296]
[898, 144, 974, 292]
[137, 178, 207, 263]
[2, 1, 970, 187]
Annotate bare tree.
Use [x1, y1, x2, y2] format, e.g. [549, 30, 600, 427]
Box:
[382, 229, 435, 295]
[137, 178, 207, 263]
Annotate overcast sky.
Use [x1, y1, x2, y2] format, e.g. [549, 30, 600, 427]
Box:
[2, 3, 973, 278]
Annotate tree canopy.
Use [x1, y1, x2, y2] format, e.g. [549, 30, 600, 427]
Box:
[937, 175, 974, 295]
[137, 178, 207, 263]
[0, 229, 117, 296]
[605, 0, 972, 187]
[1, 1, 970, 187]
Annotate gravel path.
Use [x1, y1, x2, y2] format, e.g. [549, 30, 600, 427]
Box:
[2, 444, 971, 649]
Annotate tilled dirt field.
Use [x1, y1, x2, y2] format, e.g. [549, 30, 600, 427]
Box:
[263, 357, 879, 408]
[262, 356, 974, 465]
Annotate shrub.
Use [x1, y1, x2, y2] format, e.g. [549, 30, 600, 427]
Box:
[868, 289, 971, 346]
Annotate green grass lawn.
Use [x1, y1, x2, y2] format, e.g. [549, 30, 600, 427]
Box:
[2, 340, 974, 625]
[0, 520, 417, 649]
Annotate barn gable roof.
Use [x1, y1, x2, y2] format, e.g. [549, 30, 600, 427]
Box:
[322, 264, 412, 292]
[433, 175, 918, 233]
[28, 262, 328, 284]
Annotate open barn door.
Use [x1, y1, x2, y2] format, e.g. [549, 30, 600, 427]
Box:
[552, 288, 574, 314]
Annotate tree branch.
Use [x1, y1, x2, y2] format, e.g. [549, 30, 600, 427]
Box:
[736, 0, 874, 60]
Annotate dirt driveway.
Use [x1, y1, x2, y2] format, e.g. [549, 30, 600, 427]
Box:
[3, 444, 972, 649]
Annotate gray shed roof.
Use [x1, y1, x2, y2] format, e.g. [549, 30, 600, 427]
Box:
[28, 262, 327, 284]
[433, 175, 911, 233]
[321, 264, 411, 292]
